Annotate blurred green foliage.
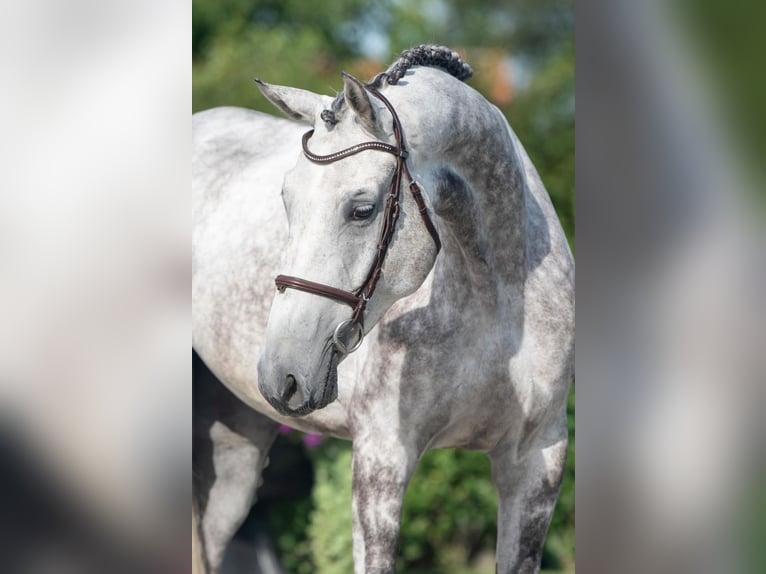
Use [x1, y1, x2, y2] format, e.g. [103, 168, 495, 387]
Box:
[307, 444, 355, 574]
[398, 449, 498, 570]
[262, 495, 314, 574]
[194, 0, 574, 571]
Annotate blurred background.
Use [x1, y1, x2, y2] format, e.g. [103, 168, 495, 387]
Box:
[577, 1, 765, 573]
[193, 1, 574, 573]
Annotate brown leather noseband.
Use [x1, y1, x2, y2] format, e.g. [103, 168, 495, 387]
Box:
[274, 85, 441, 354]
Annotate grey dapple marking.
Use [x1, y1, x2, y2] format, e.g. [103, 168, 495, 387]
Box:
[193, 46, 573, 573]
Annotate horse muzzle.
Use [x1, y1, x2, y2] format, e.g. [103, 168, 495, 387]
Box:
[257, 342, 340, 417]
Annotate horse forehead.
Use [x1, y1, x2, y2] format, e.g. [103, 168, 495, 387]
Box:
[287, 149, 395, 194]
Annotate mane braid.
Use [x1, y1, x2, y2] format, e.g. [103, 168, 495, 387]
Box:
[374, 44, 474, 87]
[322, 45, 473, 125]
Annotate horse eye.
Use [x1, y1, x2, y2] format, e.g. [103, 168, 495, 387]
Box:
[351, 204, 375, 220]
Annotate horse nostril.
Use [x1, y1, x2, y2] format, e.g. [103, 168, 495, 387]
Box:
[282, 374, 298, 401]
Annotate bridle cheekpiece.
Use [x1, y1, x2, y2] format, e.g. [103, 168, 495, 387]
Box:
[274, 83, 441, 355]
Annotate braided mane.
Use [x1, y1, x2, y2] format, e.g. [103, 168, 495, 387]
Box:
[377, 44, 473, 86]
[322, 45, 472, 125]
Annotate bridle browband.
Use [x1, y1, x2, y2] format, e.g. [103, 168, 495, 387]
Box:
[274, 83, 441, 354]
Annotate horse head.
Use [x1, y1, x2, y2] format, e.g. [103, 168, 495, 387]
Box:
[254, 72, 440, 416]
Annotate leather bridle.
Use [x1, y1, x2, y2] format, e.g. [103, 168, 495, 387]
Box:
[274, 84, 441, 355]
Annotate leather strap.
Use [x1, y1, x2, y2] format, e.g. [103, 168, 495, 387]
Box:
[274, 83, 441, 328]
[275, 275, 361, 308]
[301, 130, 406, 163]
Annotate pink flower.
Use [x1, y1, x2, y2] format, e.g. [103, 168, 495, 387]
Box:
[278, 424, 294, 435]
[303, 434, 324, 449]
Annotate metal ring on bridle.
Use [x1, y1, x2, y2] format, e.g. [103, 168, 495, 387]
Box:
[333, 320, 365, 355]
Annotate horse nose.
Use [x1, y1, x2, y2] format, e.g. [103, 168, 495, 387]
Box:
[281, 374, 298, 402]
[278, 373, 306, 411]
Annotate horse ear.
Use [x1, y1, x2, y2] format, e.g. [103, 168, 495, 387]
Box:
[255, 79, 321, 124]
[341, 72, 381, 135]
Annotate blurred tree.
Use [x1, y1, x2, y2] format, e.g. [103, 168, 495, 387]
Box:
[193, 0, 376, 59]
[387, 0, 573, 61]
[193, 0, 384, 113]
[505, 39, 575, 243]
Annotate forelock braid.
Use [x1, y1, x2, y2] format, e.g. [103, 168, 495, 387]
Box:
[379, 45, 473, 86]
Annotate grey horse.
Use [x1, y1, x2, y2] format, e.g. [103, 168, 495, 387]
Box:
[193, 46, 574, 574]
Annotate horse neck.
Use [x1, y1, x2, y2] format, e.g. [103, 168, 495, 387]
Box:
[414, 93, 529, 308]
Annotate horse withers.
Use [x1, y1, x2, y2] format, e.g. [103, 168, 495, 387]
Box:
[193, 45, 574, 573]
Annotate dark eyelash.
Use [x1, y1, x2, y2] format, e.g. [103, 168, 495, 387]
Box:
[351, 205, 375, 220]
